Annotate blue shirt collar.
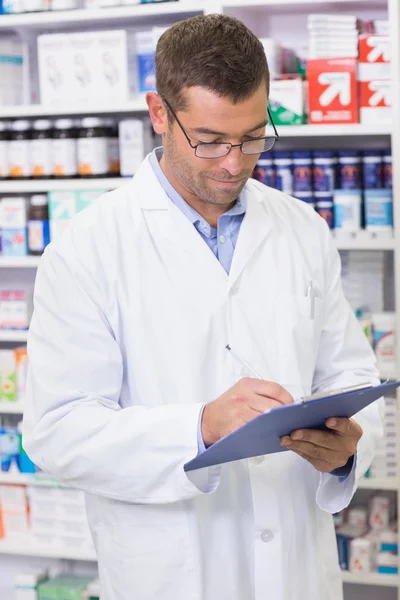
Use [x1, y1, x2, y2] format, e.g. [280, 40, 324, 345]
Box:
[149, 147, 246, 232]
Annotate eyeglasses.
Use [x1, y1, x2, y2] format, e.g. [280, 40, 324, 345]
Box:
[162, 97, 279, 160]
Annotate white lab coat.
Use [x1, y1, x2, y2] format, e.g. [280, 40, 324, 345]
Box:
[24, 155, 383, 600]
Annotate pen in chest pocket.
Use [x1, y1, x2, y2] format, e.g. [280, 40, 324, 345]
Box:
[307, 280, 317, 319]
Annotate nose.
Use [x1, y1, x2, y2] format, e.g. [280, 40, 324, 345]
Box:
[218, 145, 244, 178]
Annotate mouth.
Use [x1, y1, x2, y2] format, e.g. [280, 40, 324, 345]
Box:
[211, 178, 244, 188]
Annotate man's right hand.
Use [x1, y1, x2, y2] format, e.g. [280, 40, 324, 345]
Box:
[201, 378, 294, 448]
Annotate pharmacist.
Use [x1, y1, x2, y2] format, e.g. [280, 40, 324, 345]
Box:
[24, 13, 382, 600]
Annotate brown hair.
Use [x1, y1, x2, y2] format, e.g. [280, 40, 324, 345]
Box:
[155, 13, 269, 112]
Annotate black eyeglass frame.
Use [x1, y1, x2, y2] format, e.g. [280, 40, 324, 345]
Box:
[161, 96, 280, 159]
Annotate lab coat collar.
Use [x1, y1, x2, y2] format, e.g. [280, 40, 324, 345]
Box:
[131, 155, 273, 288]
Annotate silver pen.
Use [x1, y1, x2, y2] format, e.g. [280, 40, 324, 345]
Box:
[225, 344, 263, 379]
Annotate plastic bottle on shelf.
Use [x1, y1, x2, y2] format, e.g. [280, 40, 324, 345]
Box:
[253, 152, 275, 187]
[362, 150, 382, 190]
[383, 151, 392, 189]
[337, 151, 361, 190]
[52, 119, 78, 178]
[273, 151, 293, 195]
[104, 119, 120, 176]
[0, 122, 10, 179]
[8, 120, 31, 179]
[78, 118, 109, 177]
[31, 119, 53, 178]
[315, 192, 334, 229]
[292, 151, 313, 194]
[333, 189, 362, 233]
[27, 195, 50, 256]
[364, 189, 393, 234]
[313, 151, 336, 193]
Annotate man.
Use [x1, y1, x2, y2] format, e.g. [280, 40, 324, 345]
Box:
[24, 14, 382, 600]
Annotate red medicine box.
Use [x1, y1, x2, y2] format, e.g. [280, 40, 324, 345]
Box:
[307, 58, 359, 124]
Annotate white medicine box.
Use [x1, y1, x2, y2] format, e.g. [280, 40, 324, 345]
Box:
[38, 30, 131, 105]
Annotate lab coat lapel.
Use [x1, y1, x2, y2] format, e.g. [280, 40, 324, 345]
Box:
[132, 156, 228, 278]
[228, 188, 273, 291]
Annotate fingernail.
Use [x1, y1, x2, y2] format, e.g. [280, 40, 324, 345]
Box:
[281, 437, 291, 447]
[292, 431, 303, 440]
[328, 419, 337, 427]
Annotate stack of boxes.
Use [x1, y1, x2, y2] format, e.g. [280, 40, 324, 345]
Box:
[0, 347, 27, 402]
[47, 190, 106, 242]
[0, 485, 30, 542]
[366, 396, 397, 480]
[28, 486, 94, 555]
[0, 197, 28, 257]
[37, 28, 167, 105]
[0, 36, 24, 107]
[307, 14, 360, 59]
[336, 495, 398, 574]
[306, 16, 391, 125]
[358, 34, 391, 124]
[0, 484, 95, 555]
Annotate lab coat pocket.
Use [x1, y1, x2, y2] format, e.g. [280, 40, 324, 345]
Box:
[275, 292, 324, 389]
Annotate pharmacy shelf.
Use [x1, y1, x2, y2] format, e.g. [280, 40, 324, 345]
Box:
[0, 540, 96, 562]
[0, 257, 41, 268]
[0, 177, 126, 193]
[279, 123, 391, 138]
[358, 478, 399, 491]
[0, 472, 60, 486]
[341, 571, 400, 587]
[0, 331, 28, 342]
[0, 100, 148, 120]
[223, 0, 386, 6]
[0, 401, 25, 415]
[0, 2, 201, 32]
[334, 236, 395, 251]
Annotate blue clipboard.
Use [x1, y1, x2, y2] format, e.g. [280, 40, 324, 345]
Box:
[184, 380, 400, 472]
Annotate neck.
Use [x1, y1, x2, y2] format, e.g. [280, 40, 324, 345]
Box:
[159, 154, 236, 229]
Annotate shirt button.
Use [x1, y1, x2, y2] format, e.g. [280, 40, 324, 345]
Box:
[219, 235, 226, 244]
[260, 530, 274, 543]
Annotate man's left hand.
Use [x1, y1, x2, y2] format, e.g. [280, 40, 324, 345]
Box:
[280, 418, 363, 473]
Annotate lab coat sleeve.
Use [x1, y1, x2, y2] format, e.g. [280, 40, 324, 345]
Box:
[23, 242, 221, 504]
[311, 222, 383, 514]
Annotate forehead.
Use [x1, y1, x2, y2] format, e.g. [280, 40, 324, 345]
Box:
[182, 85, 268, 134]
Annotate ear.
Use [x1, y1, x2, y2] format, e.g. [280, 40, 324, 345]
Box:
[146, 92, 168, 135]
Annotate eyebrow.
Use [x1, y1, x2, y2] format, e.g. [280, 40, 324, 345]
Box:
[191, 119, 269, 137]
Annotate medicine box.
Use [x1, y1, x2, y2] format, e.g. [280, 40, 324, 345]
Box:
[38, 30, 131, 105]
[307, 58, 359, 124]
[358, 35, 391, 81]
[269, 78, 306, 125]
[0, 291, 31, 330]
[359, 79, 391, 124]
[119, 118, 153, 176]
[0, 350, 17, 401]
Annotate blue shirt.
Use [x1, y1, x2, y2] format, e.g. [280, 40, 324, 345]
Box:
[149, 148, 354, 477]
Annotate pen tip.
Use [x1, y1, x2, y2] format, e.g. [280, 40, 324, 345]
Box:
[225, 344, 231, 351]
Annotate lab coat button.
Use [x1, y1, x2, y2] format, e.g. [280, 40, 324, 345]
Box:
[261, 530, 274, 543]
[252, 456, 264, 465]
[230, 285, 239, 295]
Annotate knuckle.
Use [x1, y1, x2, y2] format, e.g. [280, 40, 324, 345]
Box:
[232, 391, 246, 404]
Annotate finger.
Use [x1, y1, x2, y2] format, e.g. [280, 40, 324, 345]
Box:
[245, 393, 283, 414]
[326, 417, 363, 439]
[280, 438, 345, 465]
[291, 448, 335, 474]
[251, 380, 294, 405]
[289, 428, 342, 451]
